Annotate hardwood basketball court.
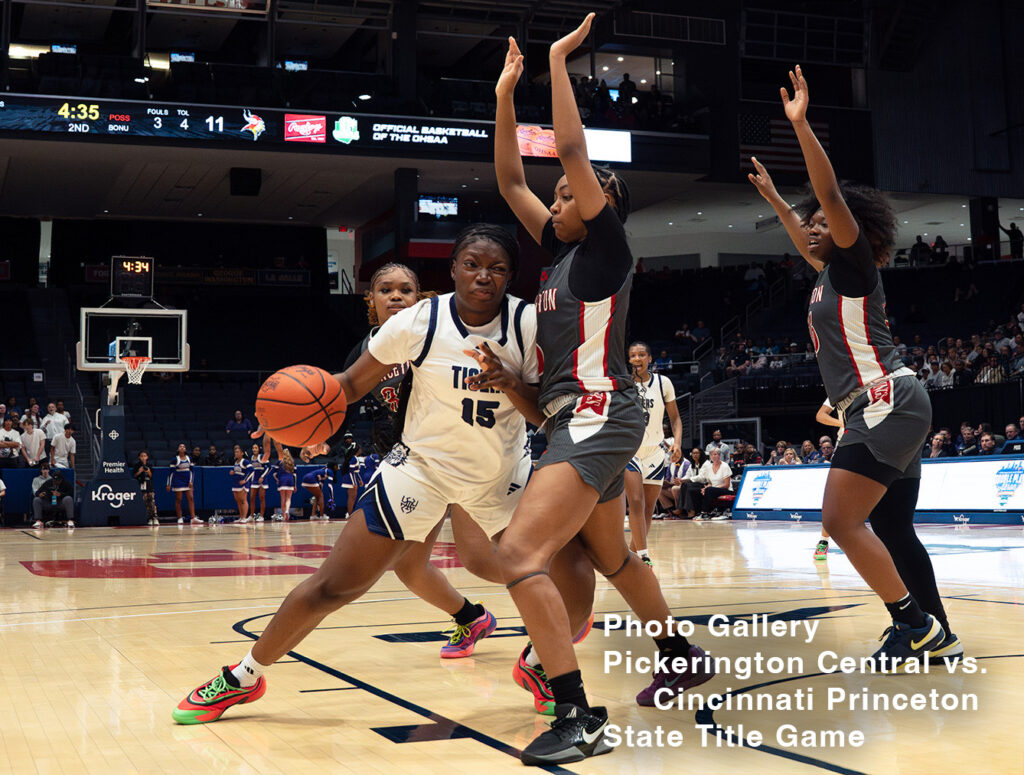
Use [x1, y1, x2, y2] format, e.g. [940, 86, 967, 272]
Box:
[2, 519, 1020, 774]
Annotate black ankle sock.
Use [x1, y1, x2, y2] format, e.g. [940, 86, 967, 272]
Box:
[549, 670, 589, 710]
[453, 599, 484, 626]
[885, 594, 927, 628]
[654, 634, 692, 656]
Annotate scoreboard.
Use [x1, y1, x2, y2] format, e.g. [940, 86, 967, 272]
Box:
[0, 94, 632, 162]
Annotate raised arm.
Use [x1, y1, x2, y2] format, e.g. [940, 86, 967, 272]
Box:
[494, 37, 550, 244]
[549, 14, 606, 221]
[748, 157, 823, 272]
[782, 65, 859, 249]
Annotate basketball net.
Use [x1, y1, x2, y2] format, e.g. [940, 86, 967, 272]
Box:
[119, 355, 151, 385]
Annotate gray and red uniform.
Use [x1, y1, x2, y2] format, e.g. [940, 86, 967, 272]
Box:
[533, 205, 643, 502]
[808, 231, 929, 485]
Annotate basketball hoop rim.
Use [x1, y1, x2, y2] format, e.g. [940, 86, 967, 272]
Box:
[118, 355, 152, 384]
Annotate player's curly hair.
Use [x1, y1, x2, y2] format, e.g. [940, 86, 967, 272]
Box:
[364, 262, 433, 325]
[593, 165, 631, 224]
[795, 182, 897, 265]
[450, 223, 520, 281]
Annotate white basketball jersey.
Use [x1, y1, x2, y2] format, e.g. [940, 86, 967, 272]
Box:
[636, 372, 675, 456]
[368, 293, 537, 485]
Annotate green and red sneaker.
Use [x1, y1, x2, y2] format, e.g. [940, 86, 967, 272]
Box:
[513, 645, 555, 715]
[172, 666, 266, 725]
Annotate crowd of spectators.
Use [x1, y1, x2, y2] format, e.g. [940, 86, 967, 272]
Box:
[0, 396, 75, 470]
[900, 309, 1024, 388]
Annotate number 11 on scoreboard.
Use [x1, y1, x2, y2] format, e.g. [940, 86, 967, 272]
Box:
[205, 116, 224, 132]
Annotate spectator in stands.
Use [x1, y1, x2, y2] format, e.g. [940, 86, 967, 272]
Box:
[226, 410, 253, 444]
[40, 402, 68, 454]
[1005, 424, 1020, 442]
[976, 355, 1006, 384]
[726, 343, 751, 377]
[803, 342, 816, 361]
[1000, 222, 1023, 259]
[5, 397, 20, 421]
[741, 443, 763, 466]
[675, 447, 707, 519]
[925, 433, 949, 458]
[32, 467, 73, 529]
[953, 359, 973, 386]
[935, 361, 955, 388]
[779, 447, 801, 465]
[203, 445, 224, 466]
[705, 429, 732, 459]
[819, 439, 835, 463]
[785, 342, 802, 365]
[998, 344, 1014, 372]
[618, 73, 637, 104]
[693, 448, 734, 520]
[31, 462, 50, 496]
[654, 349, 672, 372]
[0, 404, 12, 424]
[54, 400, 71, 423]
[51, 424, 76, 470]
[693, 320, 710, 343]
[21, 403, 41, 428]
[767, 439, 788, 465]
[674, 323, 698, 357]
[20, 417, 45, 467]
[710, 346, 729, 380]
[977, 433, 999, 456]
[191, 445, 203, 465]
[0, 416, 21, 468]
[800, 439, 818, 464]
[909, 235, 931, 266]
[922, 361, 943, 388]
[748, 349, 769, 371]
[133, 450, 159, 526]
[933, 235, 949, 263]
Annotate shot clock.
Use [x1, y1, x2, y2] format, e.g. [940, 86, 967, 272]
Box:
[110, 256, 155, 299]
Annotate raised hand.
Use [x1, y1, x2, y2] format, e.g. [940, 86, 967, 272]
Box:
[463, 342, 521, 393]
[780, 65, 809, 123]
[496, 37, 524, 97]
[550, 12, 594, 60]
[747, 156, 780, 202]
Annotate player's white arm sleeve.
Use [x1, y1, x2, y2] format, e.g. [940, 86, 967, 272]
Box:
[367, 298, 432, 366]
[520, 304, 540, 384]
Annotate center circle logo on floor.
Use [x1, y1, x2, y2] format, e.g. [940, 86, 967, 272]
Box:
[91, 483, 136, 508]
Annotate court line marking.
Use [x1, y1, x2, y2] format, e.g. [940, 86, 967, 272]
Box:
[232, 613, 574, 774]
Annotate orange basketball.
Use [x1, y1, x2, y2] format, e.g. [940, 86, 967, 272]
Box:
[254, 365, 347, 447]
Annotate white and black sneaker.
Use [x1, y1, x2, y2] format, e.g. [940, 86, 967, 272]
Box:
[520, 703, 613, 766]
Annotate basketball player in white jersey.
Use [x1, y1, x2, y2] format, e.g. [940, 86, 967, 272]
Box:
[624, 341, 682, 566]
[173, 224, 594, 725]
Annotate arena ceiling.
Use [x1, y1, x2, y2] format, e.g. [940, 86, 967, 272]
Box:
[0, 137, 1019, 248]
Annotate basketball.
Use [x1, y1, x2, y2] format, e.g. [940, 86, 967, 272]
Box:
[254, 365, 347, 448]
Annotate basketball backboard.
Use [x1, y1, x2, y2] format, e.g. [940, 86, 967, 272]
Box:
[77, 307, 189, 373]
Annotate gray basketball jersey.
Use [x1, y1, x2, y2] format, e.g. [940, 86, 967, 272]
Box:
[535, 246, 632, 407]
[808, 265, 902, 403]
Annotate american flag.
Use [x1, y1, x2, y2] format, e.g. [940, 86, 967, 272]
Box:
[739, 115, 830, 174]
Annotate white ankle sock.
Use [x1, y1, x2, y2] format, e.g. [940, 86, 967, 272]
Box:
[638, 549, 650, 560]
[231, 649, 270, 688]
[524, 644, 542, 668]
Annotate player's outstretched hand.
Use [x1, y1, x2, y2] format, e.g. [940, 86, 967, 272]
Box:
[464, 342, 522, 393]
[550, 13, 594, 60]
[496, 37, 524, 97]
[781, 64, 809, 123]
[747, 156, 780, 202]
[300, 443, 329, 462]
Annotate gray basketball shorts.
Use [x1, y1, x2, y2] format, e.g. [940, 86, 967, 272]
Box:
[832, 374, 931, 486]
[536, 389, 644, 502]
